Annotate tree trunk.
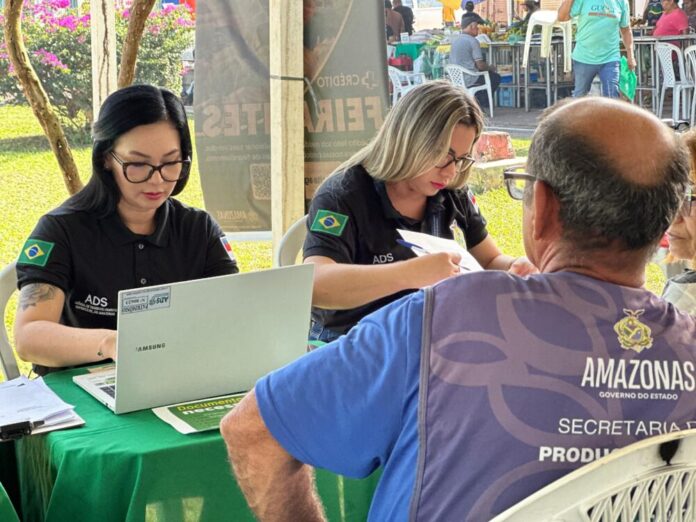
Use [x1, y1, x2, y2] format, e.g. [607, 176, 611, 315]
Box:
[4, 0, 83, 195]
[118, 0, 157, 88]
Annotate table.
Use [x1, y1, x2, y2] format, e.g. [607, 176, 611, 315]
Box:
[487, 39, 573, 111]
[16, 368, 380, 522]
[394, 41, 425, 61]
[633, 34, 696, 114]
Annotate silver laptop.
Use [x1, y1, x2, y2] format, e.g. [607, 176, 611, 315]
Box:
[73, 264, 314, 414]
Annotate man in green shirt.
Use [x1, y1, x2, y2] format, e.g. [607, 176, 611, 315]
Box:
[558, 0, 636, 97]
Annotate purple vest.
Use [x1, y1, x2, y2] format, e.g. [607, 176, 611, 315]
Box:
[409, 271, 696, 521]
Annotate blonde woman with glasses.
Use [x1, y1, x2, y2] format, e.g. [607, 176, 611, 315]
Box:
[303, 80, 537, 342]
[663, 129, 696, 314]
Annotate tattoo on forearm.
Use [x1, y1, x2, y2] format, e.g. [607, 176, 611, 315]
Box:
[19, 284, 57, 310]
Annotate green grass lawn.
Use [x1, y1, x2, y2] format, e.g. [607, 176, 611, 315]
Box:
[0, 105, 665, 377]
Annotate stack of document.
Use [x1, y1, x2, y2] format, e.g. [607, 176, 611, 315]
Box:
[0, 376, 84, 440]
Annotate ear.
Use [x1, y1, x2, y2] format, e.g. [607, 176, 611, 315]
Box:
[532, 180, 561, 241]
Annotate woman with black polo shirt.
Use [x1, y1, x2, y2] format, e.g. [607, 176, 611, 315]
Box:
[14, 85, 238, 375]
[304, 80, 537, 342]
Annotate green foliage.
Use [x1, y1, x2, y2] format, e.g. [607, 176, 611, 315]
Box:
[0, 1, 193, 135]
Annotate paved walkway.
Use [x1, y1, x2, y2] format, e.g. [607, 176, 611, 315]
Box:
[484, 107, 545, 139]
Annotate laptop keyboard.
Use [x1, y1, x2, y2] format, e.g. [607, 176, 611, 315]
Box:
[101, 385, 116, 398]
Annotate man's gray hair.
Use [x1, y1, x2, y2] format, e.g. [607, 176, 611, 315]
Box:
[527, 116, 690, 252]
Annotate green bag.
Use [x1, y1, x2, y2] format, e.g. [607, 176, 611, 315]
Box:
[619, 56, 637, 102]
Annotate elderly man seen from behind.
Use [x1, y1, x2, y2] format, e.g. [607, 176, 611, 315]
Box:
[221, 98, 696, 521]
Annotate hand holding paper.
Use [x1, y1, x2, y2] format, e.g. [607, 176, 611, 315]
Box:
[397, 229, 483, 273]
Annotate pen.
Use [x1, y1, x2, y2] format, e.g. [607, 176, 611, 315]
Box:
[397, 239, 428, 254]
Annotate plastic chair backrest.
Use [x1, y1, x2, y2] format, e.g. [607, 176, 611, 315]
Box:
[273, 215, 308, 267]
[445, 63, 469, 87]
[684, 44, 696, 84]
[491, 428, 696, 521]
[656, 42, 680, 87]
[0, 261, 20, 380]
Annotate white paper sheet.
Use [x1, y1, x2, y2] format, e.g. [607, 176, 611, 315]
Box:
[0, 376, 83, 434]
[397, 229, 483, 273]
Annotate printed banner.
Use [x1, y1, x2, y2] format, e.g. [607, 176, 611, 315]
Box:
[194, 0, 389, 231]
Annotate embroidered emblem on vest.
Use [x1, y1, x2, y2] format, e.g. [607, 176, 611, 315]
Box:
[613, 309, 653, 353]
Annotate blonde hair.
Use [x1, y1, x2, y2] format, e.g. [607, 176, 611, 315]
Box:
[334, 80, 484, 190]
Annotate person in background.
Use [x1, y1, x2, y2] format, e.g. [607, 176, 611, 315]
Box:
[393, 0, 415, 35]
[461, 0, 486, 25]
[449, 17, 501, 109]
[384, 0, 405, 41]
[443, 3, 457, 26]
[221, 96, 695, 522]
[643, 0, 664, 26]
[14, 85, 238, 375]
[653, 0, 689, 35]
[558, 0, 636, 97]
[520, 0, 540, 25]
[663, 128, 696, 315]
[301, 81, 535, 342]
[684, 0, 696, 31]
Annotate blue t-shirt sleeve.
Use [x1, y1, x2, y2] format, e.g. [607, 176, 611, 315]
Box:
[255, 291, 425, 478]
[570, 0, 583, 18]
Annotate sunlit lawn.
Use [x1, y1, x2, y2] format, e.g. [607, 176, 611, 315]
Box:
[0, 105, 665, 377]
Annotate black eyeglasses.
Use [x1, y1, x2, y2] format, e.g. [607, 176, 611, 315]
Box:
[110, 152, 191, 184]
[681, 185, 696, 217]
[503, 168, 535, 200]
[435, 150, 476, 173]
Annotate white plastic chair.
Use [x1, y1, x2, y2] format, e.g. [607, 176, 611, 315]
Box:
[492, 428, 696, 521]
[522, 10, 573, 74]
[387, 66, 426, 105]
[684, 45, 696, 126]
[656, 42, 694, 121]
[0, 261, 20, 380]
[273, 215, 307, 267]
[445, 63, 494, 117]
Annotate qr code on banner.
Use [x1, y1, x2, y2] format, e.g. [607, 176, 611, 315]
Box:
[250, 163, 271, 201]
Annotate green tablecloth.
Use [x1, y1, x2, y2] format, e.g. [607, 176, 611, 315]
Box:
[394, 42, 425, 61]
[0, 480, 19, 522]
[17, 368, 380, 522]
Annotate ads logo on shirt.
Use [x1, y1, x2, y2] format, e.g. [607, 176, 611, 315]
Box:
[310, 210, 349, 237]
[18, 238, 55, 267]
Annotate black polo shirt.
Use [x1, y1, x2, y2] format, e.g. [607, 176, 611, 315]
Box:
[16, 198, 239, 333]
[303, 164, 488, 335]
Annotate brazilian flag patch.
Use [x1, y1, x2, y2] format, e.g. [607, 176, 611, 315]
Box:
[310, 210, 348, 237]
[18, 239, 55, 267]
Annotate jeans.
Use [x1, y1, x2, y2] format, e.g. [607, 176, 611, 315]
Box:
[308, 321, 342, 343]
[471, 71, 501, 108]
[572, 60, 620, 98]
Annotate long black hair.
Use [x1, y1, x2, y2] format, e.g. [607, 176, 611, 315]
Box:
[65, 84, 192, 217]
